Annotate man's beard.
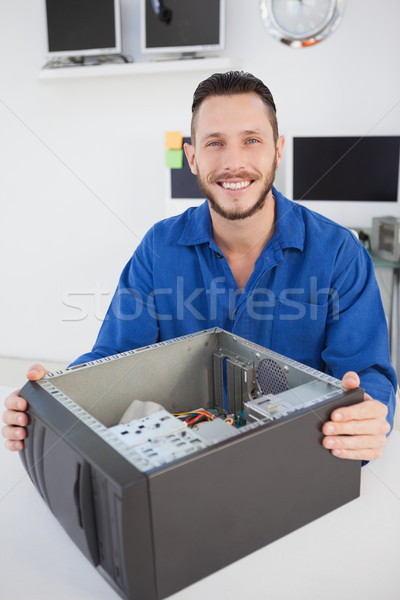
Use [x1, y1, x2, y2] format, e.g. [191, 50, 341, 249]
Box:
[196, 162, 277, 221]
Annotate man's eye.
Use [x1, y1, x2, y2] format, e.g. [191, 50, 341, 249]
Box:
[246, 138, 259, 144]
[208, 141, 221, 147]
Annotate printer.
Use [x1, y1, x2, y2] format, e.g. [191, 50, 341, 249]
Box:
[371, 216, 400, 262]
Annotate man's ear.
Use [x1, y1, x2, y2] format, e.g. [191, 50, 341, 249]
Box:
[275, 135, 285, 169]
[183, 142, 198, 175]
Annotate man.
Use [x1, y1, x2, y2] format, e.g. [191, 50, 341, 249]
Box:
[2, 71, 396, 460]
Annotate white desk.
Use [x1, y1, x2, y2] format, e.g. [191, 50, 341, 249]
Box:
[1, 385, 399, 600]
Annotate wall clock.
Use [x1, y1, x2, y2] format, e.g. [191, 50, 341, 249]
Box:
[260, 0, 345, 48]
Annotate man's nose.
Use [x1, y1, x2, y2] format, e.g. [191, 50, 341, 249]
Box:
[222, 144, 246, 173]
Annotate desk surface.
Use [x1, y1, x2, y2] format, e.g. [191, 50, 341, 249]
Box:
[1, 385, 399, 600]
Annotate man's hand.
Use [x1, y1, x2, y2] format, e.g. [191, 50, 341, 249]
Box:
[322, 371, 390, 461]
[2, 364, 48, 452]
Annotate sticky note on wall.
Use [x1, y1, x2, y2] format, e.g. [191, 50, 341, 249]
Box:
[166, 149, 183, 169]
[165, 131, 183, 150]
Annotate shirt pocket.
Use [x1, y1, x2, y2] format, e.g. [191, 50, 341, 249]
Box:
[270, 299, 329, 370]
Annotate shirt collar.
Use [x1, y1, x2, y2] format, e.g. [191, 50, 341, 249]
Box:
[271, 187, 305, 253]
[178, 186, 305, 252]
[178, 200, 214, 246]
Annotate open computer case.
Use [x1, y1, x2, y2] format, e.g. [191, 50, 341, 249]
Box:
[20, 328, 362, 599]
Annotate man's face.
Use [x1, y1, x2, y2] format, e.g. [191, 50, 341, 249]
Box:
[184, 93, 284, 221]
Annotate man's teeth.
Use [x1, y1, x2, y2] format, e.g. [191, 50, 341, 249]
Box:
[221, 180, 251, 190]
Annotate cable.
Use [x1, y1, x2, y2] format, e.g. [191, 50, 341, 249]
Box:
[151, 0, 172, 24]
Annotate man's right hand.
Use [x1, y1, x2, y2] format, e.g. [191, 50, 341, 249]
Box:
[2, 364, 48, 451]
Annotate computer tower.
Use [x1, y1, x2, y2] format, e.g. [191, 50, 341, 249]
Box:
[20, 328, 362, 599]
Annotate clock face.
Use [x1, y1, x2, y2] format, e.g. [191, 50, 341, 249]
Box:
[260, 0, 345, 47]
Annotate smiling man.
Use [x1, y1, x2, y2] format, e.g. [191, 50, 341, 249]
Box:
[184, 89, 283, 294]
[187, 89, 281, 223]
[2, 71, 397, 460]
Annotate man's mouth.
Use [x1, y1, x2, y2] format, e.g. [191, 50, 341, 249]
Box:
[217, 180, 253, 191]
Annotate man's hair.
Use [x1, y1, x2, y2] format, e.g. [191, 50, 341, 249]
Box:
[191, 71, 278, 143]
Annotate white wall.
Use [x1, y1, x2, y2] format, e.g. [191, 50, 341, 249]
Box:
[0, 0, 399, 363]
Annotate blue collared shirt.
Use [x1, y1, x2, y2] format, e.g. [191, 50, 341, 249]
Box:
[71, 188, 397, 427]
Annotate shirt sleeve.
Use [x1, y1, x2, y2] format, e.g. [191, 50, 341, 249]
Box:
[322, 240, 397, 430]
[69, 228, 159, 367]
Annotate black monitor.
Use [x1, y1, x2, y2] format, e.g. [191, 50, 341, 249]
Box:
[291, 136, 400, 202]
[141, 0, 225, 56]
[45, 0, 122, 58]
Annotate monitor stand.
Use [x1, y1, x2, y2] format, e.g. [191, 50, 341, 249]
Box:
[151, 52, 220, 62]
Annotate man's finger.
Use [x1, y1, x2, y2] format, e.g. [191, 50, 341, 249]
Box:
[323, 433, 388, 451]
[322, 417, 390, 437]
[1, 424, 27, 441]
[330, 398, 388, 423]
[330, 446, 385, 461]
[4, 439, 24, 452]
[26, 364, 48, 380]
[2, 409, 28, 427]
[341, 371, 360, 389]
[4, 392, 25, 411]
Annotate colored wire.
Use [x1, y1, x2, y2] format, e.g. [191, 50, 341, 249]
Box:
[173, 408, 217, 427]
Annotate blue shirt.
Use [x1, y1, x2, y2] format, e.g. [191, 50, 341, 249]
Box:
[71, 188, 397, 427]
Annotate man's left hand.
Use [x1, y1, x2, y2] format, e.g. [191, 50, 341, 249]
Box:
[322, 371, 390, 460]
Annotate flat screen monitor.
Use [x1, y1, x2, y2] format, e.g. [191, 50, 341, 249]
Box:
[290, 136, 400, 202]
[45, 0, 122, 58]
[141, 0, 225, 56]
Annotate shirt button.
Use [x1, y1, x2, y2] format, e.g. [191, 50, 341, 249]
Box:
[215, 252, 223, 259]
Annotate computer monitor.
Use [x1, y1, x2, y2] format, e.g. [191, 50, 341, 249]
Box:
[141, 0, 225, 57]
[45, 0, 122, 58]
[291, 136, 400, 202]
[285, 134, 400, 226]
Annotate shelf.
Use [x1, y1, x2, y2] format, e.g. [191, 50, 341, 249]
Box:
[39, 57, 235, 80]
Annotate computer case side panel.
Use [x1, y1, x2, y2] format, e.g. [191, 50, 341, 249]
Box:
[148, 389, 362, 599]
